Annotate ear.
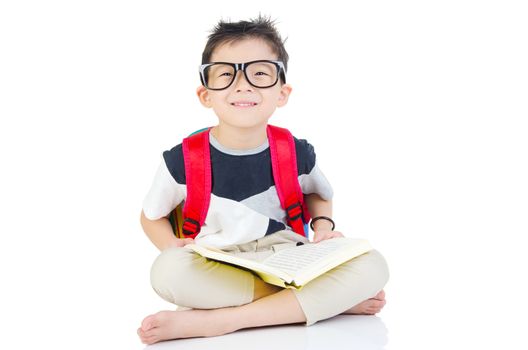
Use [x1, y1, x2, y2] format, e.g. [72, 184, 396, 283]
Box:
[277, 83, 292, 107]
[196, 85, 212, 108]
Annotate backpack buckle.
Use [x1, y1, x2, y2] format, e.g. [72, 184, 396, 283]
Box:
[182, 217, 201, 236]
[286, 202, 303, 221]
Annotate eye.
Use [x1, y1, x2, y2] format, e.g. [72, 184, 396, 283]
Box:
[254, 71, 269, 76]
[219, 72, 232, 77]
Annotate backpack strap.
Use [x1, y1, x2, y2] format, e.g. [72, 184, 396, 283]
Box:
[267, 125, 311, 237]
[180, 127, 212, 239]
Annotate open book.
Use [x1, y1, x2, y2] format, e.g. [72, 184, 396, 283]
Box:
[185, 237, 372, 290]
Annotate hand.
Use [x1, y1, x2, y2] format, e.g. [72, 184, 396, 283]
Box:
[312, 230, 345, 243]
[166, 237, 195, 249]
[178, 237, 195, 247]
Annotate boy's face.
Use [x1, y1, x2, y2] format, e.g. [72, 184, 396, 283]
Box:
[196, 38, 292, 131]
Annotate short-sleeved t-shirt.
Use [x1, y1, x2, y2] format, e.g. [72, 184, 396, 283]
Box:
[142, 131, 333, 249]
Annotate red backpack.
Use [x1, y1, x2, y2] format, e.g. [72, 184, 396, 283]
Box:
[169, 124, 311, 239]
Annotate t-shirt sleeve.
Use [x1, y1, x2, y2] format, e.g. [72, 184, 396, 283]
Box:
[300, 163, 334, 200]
[295, 138, 334, 200]
[142, 158, 186, 220]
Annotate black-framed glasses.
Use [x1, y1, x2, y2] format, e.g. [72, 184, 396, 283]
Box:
[199, 60, 286, 90]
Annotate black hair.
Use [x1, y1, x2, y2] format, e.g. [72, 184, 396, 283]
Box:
[201, 14, 289, 83]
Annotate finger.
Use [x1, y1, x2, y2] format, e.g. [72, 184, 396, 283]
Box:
[314, 235, 327, 243]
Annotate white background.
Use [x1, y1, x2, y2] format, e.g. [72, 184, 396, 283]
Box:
[1, 1, 527, 349]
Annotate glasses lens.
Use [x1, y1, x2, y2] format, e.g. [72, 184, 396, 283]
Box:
[204, 64, 235, 89]
[246, 61, 278, 87]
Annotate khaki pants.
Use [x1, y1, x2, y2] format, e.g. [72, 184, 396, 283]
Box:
[150, 230, 389, 326]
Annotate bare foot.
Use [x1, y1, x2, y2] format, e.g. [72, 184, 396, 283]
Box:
[341, 290, 386, 315]
[137, 309, 231, 345]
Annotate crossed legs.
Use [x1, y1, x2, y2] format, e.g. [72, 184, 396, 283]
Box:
[138, 247, 389, 344]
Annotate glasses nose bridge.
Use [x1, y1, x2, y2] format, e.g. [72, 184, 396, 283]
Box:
[233, 62, 247, 73]
[232, 62, 251, 89]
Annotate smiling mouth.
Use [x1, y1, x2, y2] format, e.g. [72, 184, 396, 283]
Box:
[231, 102, 258, 108]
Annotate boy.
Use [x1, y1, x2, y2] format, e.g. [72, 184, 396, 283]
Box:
[138, 15, 389, 345]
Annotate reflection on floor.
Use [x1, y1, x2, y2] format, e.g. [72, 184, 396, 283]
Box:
[144, 315, 387, 350]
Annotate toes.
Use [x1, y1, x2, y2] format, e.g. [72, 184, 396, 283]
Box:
[143, 334, 159, 345]
[138, 327, 160, 345]
[137, 328, 149, 339]
[373, 290, 386, 301]
[372, 299, 385, 308]
[137, 328, 148, 344]
[360, 300, 385, 314]
[367, 299, 386, 314]
[141, 314, 158, 331]
[343, 297, 387, 316]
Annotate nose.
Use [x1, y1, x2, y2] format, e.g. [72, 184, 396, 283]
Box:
[233, 70, 253, 92]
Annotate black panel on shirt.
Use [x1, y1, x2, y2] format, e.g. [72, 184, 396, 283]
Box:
[265, 218, 288, 235]
[162, 136, 316, 202]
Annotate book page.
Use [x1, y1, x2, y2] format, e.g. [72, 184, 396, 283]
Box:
[262, 239, 346, 276]
[185, 243, 296, 283]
